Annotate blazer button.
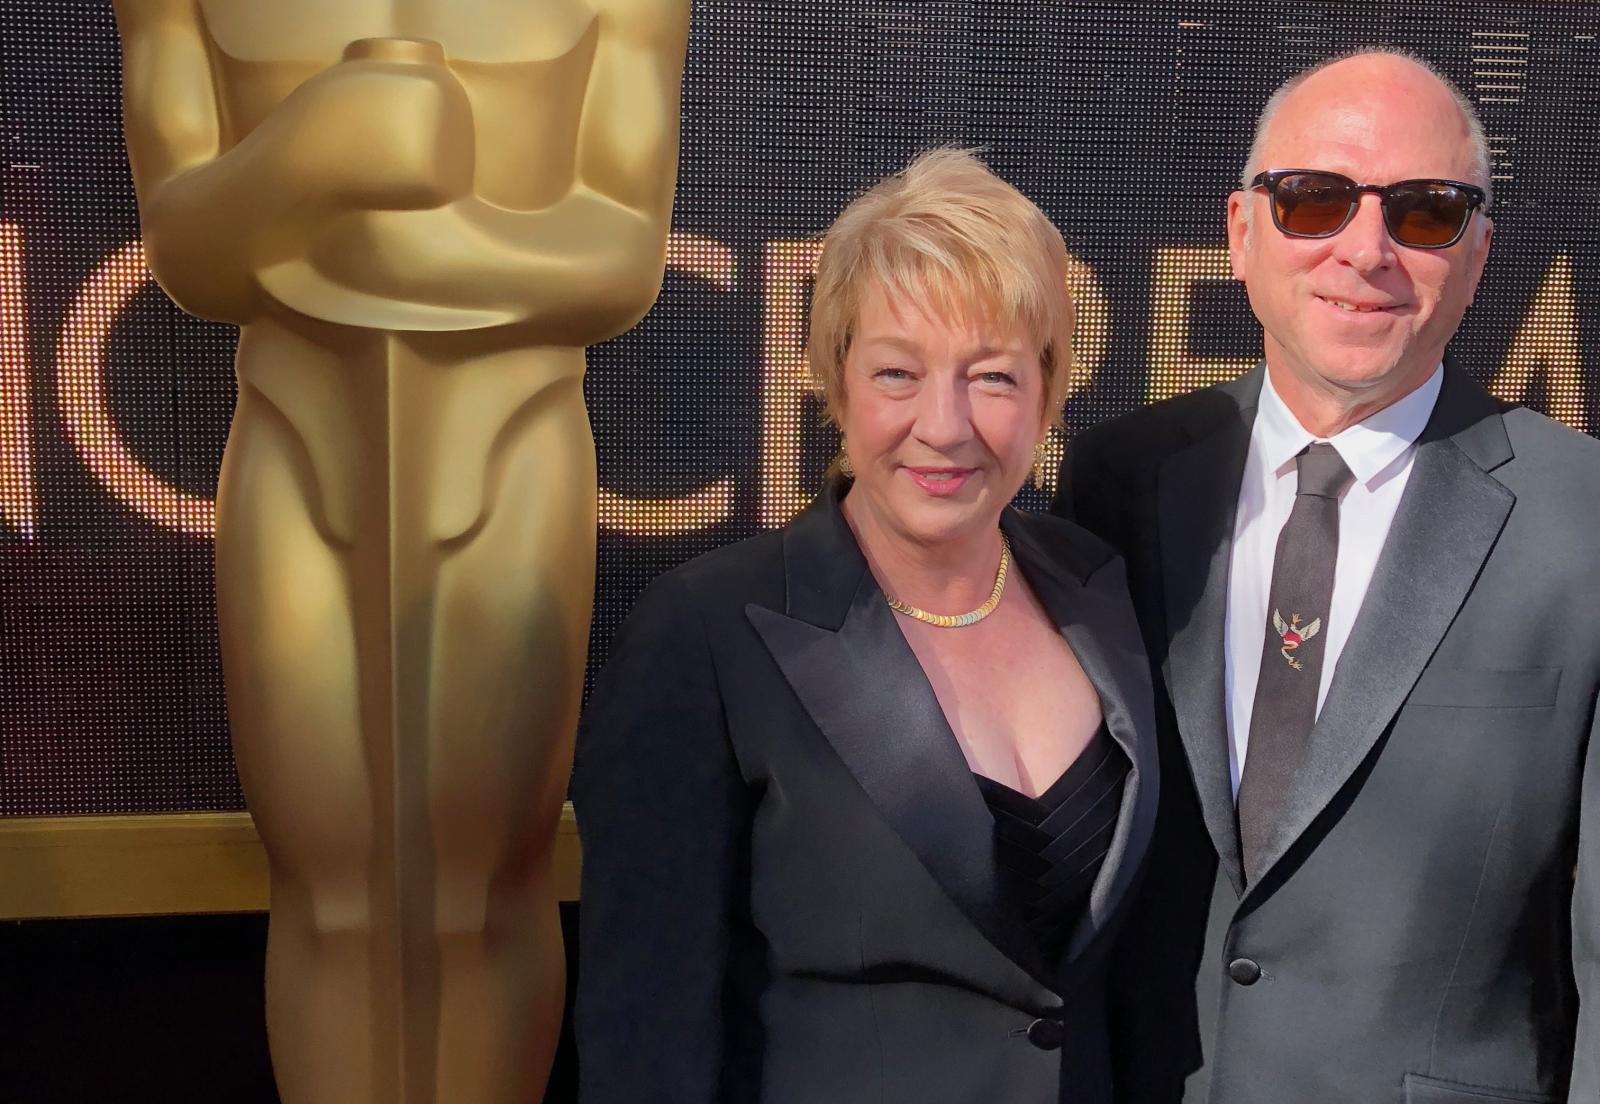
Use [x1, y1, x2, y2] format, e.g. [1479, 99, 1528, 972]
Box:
[1026, 1018, 1064, 1050]
[1227, 957, 1262, 985]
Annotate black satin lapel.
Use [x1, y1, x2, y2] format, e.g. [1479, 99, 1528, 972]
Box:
[745, 578, 1053, 987]
[1243, 430, 1514, 893]
[1005, 525, 1159, 968]
[1158, 413, 1254, 894]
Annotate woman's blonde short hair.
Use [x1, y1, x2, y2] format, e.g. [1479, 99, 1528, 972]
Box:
[807, 148, 1076, 427]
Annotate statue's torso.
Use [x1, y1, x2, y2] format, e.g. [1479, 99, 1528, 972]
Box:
[198, 0, 598, 210]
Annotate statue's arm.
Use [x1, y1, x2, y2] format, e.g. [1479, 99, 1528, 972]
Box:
[285, 1, 693, 342]
[573, 0, 692, 230]
[537, 0, 694, 336]
[477, 0, 693, 337]
[114, 0, 256, 321]
[115, 0, 474, 324]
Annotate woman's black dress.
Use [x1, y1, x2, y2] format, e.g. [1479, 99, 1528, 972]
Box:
[973, 726, 1130, 957]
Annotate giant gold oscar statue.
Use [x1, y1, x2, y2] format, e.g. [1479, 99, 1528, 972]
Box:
[112, 2, 690, 1100]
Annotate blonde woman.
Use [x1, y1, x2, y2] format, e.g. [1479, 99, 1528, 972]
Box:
[575, 149, 1157, 1103]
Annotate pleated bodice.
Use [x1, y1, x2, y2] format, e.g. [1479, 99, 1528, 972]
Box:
[973, 726, 1129, 958]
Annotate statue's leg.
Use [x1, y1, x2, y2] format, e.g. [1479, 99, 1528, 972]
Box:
[216, 381, 390, 1104]
[218, 327, 592, 1102]
[423, 373, 595, 1101]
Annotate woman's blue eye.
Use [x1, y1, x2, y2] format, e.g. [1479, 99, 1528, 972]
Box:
[978, 371, 1016, 385]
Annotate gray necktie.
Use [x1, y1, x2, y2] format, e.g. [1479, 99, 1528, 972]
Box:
[1236, 442, 1356, 883]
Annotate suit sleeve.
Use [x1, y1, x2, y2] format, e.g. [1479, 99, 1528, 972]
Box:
[574, 571, 756, 1102]
[1051, 429, 1094, 522]
[1053, 426, 1121, 551]
[1058, 428, 1195, 1101]
[1570, 695, 1600, 1102]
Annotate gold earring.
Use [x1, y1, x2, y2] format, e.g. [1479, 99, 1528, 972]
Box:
[1030, 441, 1049, 486]
[836, 440, 854, 479]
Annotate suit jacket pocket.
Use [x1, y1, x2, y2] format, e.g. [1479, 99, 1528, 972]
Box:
[1405, 666, 1561, 710]
[1403, 1072, 1559, 1104]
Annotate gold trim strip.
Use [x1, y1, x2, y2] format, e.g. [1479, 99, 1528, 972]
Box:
[0, 803, 582, 920]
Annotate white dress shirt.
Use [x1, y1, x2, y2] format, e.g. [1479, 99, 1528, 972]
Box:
[1223, 364, 1443, 796]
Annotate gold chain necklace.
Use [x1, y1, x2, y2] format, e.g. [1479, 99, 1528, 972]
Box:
[884, 533, 1010, 629]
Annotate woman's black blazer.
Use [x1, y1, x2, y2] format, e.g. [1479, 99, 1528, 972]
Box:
[574, 482, 1158, 1103]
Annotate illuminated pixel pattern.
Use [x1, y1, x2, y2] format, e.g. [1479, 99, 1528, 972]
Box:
[1, 1, 1596, 815]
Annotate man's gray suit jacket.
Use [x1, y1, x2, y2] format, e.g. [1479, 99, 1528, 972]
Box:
[1055, 361, 1599, 1104]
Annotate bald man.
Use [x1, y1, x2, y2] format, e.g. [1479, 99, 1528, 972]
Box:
[1056, 51, 1599, 1103]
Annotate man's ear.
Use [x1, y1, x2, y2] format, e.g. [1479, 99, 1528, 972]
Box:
[1466, 217, 1495, 303]
[1226, 190, 1252, 281]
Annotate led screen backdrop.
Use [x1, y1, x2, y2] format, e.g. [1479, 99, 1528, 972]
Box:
[1, 1, 1595, 816]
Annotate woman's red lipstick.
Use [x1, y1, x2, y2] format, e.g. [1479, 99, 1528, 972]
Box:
[905, 466, 976, 496]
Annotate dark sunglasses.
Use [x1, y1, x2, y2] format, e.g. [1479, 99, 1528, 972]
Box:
[1249, 169, 1489, 249]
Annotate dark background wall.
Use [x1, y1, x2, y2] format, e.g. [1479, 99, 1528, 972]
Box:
[1, 0, 1595, 1099]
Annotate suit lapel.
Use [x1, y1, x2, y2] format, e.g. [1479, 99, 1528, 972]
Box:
[1158, 369, 1261, 894]
[1004, 514, 1159, 970]
[745, 484, 1053, 989]
[1243, 365, 1515, 893]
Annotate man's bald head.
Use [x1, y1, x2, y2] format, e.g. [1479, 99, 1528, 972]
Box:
[1242, 50, 1492, 205]
[1225, 47, 1496, 437]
